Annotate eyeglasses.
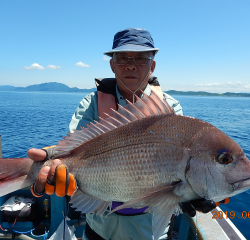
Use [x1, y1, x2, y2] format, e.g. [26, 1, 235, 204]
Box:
[114, 54, 153, 65]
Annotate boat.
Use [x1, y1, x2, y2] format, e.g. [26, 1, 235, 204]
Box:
[0, 135, 247, 240]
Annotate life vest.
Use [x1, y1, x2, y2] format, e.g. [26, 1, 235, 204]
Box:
[95, 76, 164, 119]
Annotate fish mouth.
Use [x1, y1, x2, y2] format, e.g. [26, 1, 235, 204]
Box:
[232, 177, 250, 193]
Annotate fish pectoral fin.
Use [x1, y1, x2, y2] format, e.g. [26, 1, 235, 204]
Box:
[109, 181, 182, 214]
[69, 190, 111, 216]
[151, 213, 176, 240]
[108, 182, 182, 240]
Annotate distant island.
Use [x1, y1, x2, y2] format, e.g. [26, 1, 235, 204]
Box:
[0, 82, 96, 93]
[0, 82, 249, 97]
[166, 90, 250, 97]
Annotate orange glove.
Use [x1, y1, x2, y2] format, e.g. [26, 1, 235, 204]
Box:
[216, 198, 230, 207]
[31, 164, 77, 197]
[30, 146, 77, 198]
[182, 198, 230, 217]
[45, 164, 77, 197]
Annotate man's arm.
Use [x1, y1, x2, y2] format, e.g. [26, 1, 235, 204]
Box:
[162, 92, 183, 116]
[69, 91, 99, 132]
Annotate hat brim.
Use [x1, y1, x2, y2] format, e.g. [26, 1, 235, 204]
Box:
[104, 44, 159, 57]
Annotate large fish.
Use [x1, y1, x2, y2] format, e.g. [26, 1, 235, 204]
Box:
[1, 91, 250, 240]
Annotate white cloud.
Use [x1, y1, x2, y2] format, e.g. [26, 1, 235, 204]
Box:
[196, 83, 220, 87]
[103, 56, 110, 61]
[75, 62, 90, 67]
[192, 81, 250, 93]
[205, 83, 220, 86]
[46, 65, 61, 69]
[195, 82, 250, 89]
[23, 63, 45, 70]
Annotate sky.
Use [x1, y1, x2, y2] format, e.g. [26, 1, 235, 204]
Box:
[0, 0, 249, 93]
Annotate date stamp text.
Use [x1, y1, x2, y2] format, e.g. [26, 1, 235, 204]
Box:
[212, 211, 250, 219]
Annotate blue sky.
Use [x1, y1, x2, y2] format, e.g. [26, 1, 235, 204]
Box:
[0, 0, 249, 93]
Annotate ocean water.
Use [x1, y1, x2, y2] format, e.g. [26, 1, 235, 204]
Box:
[0, 91, 250, 239]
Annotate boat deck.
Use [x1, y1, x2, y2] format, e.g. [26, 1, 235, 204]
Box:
[0, 188, 247, 239]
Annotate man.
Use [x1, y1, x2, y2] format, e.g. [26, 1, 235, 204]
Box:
[28, 28, 218, 240]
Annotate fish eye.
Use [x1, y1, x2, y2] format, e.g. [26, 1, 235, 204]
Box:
[217, 152, 233, 164]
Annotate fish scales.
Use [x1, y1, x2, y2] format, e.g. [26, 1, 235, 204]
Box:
[68, 143, 183, 202]
[57, 114, 215, 202]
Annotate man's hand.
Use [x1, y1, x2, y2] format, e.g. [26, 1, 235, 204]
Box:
[28, 148, 77, 197]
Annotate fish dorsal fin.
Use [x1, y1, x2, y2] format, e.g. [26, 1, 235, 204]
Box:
[81, 127, 97, 138]
[124, 100, 146, 119]
[103, 113, 123, 127]
[117, 104, 138, 121]
[134, 95, 155, 116]
[150, 90, 174, 115]
[68, 129, 91, 142]
[98, 117, 117, 130]
[163, 99, 175, 115]
[110, 108, 131, 124]
[139, 92, 162, 115]
[76, 128, 93, 140]
[87, 122, 103, 135]
[54, 91, 174, 157]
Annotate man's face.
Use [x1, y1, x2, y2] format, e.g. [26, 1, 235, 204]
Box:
[110, 51, 156, 93]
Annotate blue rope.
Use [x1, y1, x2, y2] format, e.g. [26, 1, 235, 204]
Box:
[8, 222, 48, 240]
[43, 224, 47, 240]
[8, 227, 36, 234]
[9, 197, 68, 239]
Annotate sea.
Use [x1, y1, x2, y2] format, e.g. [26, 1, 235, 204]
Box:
[0, 91, 250, 239]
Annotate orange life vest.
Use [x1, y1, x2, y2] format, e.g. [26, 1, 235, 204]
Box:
[95, 77, 164, 119]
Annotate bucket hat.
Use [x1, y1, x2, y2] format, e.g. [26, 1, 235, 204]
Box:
[104, 28, 159, 57]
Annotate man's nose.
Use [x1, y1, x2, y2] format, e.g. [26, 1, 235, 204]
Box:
[125, 58, 136, 70]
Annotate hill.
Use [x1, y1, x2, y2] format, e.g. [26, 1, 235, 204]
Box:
[165, 90, 250, 97]
[0, 82, 249, 97]
[0, 82, 96, 93]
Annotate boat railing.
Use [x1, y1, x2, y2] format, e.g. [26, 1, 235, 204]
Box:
[176, 207, 246, 240]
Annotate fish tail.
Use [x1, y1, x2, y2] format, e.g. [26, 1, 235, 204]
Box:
[0, 158, 34, 197]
